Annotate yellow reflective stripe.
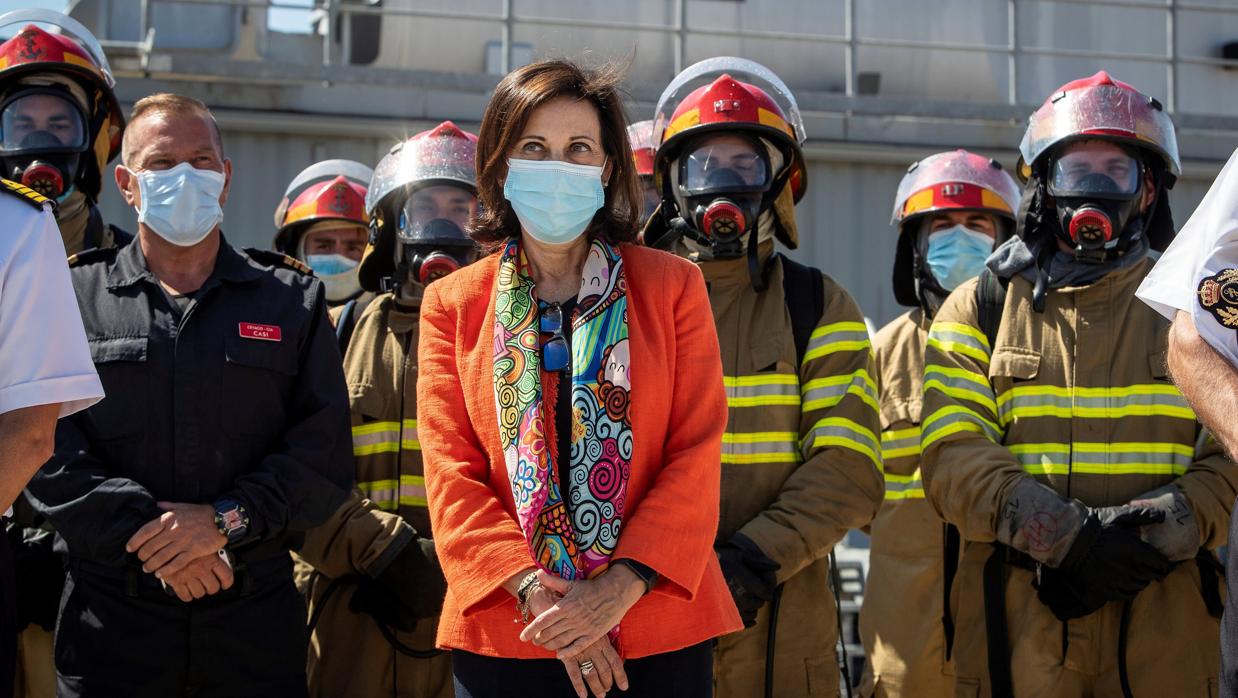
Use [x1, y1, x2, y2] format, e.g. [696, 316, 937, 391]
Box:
[801, 370, 879, 413]
[924, 364, 997, 413]
[356, 474, 428, 510]
[724, 374, 800, 407]
[881, 425, 922, 460]
[806, 417, 881, 469]
[921, 405, 1002, 448]
[927, 322, 991, 365]
[1010, 442, 1193, 476]
[721, 431, 799, 464]
[884, 469, 925, 500]
[997, 385, 1195, 422]
[352, 419, 419, 456]
[804, 322, 871, 363]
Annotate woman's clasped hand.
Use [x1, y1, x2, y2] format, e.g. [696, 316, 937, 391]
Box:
[518, 568, 646, 697]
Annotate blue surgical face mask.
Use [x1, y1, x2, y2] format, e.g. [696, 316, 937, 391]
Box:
[305, 253, 358, 277]
[503, 158, 606, 245]
[305, 253, 361, 303]
[925, 224, 995, 291]
[133, 162, 226, 247]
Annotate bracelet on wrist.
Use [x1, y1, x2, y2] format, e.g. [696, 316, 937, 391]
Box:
[514, 571, 540, 625]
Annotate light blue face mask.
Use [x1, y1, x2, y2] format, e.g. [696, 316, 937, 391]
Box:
[925, 224, 995, 291]
[133, 162, 226, 247]
[305, 253, 358, 277]
[503, 158, 606, 245]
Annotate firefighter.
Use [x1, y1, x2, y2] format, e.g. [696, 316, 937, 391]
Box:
[858, 150, 1020, 697]
[644, 57, 883, 698]
[628, 119, 659, 229]
[294, 121, 479, 698]
[272, 159, 375, 338]
[920, 71, 1237, 697]
[0, 9, 128, 254]
[0, 11, 129, 697]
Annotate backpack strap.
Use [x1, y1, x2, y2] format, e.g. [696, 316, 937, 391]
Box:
[942, 523, 961, 660]
[335, 298, 359, 355]
[779, 254, 826, 366]
[974, 269, 1009, 350]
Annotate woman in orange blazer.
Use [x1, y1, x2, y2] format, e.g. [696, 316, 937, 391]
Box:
[416, 59, 741, 698]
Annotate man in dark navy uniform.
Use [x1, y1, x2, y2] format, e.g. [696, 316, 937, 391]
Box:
[25, 93, 353, 698]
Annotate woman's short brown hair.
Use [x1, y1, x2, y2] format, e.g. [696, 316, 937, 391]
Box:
[470, 59, 642, 248]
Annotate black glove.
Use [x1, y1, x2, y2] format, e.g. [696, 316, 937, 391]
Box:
[7, 523, 65, 632]
[350, 536, 445, 632]
[716, 534, 780, 629]
[1035, 505, 1172, 620]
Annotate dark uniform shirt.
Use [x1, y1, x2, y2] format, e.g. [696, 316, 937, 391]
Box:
[27, 237, 354, 570]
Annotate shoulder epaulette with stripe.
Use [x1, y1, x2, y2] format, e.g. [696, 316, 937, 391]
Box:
[67, 245, 119, 268]
[244, 247, 314, 276]
[0, 179, 52, 210]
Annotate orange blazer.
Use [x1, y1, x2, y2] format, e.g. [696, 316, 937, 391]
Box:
[416, 243, 742, 659]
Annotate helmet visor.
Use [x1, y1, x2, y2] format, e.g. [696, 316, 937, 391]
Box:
[680, 135, 770, 195]
[1019, 84, 1180, 175]
[654, 56, 805, 149]
[282, 159, 373, 201]
[368, 134, 477, 216]
[1048, 148, 1141, 198]
[397, 183, 477, 245]
[0, 90, 86, 153]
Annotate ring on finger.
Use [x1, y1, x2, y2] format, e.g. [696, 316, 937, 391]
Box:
[579, 659, 595, 674]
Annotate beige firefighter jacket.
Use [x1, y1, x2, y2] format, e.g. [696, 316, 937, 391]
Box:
[858, 308, 953, 698]
[919, 258, 1235, 696]
[693, 247, 884, 698]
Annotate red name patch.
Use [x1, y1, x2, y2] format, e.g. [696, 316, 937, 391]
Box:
[238, 322, 282, 342]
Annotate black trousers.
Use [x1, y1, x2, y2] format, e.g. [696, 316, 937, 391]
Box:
[452, 640, 713, 698]
[55, 558, 308, 698]
[1, 529, 16, 698]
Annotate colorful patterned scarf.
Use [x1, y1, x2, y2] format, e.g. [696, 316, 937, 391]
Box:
[493, 238, 633, 582]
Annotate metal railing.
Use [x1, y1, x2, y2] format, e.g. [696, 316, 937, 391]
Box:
[96, 0, 1238, 113]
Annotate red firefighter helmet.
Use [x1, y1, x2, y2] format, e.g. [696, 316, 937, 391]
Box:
[653, 57, 807, 205]
[0, 10, 125, 197]
[359, 121, 479, 293]
[365, 120, 478, 218]
[1019, 71, 1180, 179]
[628, 119, 656, 178]
[272, 159, 373, 256]
[892, 150, 1021, 227]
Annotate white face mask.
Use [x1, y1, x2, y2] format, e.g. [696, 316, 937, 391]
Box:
[131, 162, 226, 247]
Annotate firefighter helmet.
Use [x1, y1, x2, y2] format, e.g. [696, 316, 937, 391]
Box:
[650, 57, 806, 251]
[1019, 71, 1179, 179]
[628, 119, 655, 178]
[272, 159, 373, 257]
[359, 121, 478, 293]
[0, 9, 124, 200]
[891, 149, 1020, 308]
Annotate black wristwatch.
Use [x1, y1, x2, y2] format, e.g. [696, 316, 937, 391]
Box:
[613, 558, 659, 594]
[213, 498, 249, 546]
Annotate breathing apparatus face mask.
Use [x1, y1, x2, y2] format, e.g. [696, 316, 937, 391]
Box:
[389, 183, 479, 288]
[0, 88, 89, 199]
[1047, 146, 1146, 264]
[674, 134, 774, 259]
